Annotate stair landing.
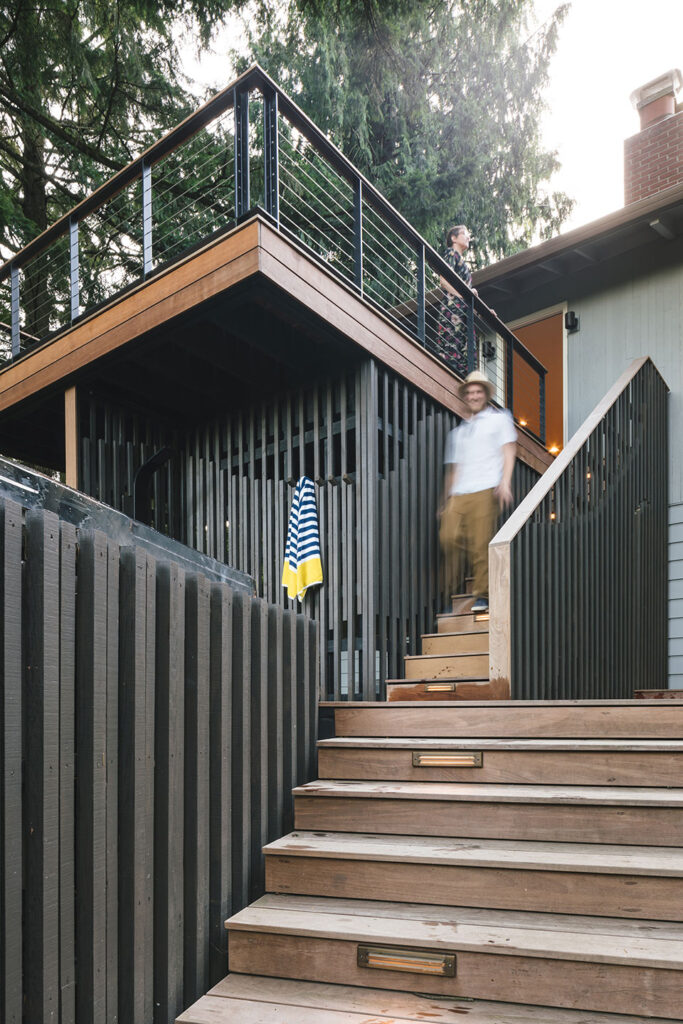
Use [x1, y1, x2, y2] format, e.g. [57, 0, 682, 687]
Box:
[178, 973, 683, 1023]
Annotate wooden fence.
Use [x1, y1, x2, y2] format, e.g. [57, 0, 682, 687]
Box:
[0, 484, 318, 1024]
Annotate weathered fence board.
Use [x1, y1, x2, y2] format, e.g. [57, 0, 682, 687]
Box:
[24, 509, 61, 1023]
[1, 499, 22, 1024]
[0, 479, 317, 1024]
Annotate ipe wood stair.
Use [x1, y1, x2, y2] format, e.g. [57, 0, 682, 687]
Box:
[179, 699, 683, 1023]
[386, 584, 501, 701]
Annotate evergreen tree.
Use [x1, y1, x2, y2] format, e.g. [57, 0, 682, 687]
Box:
[236, 0, 573, 263]
[0, 0, 234, 339]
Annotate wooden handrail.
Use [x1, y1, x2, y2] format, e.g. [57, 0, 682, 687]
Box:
[488, 355, 668, 687]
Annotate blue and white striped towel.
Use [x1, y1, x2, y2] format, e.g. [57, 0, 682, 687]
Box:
[282, 476, 323, 601]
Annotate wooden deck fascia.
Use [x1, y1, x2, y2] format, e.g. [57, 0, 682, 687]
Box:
[0, 220, 261, 413]
[0, 215, 551, 474]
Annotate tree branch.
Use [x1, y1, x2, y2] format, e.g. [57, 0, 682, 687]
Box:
[0, 82, 126, 172]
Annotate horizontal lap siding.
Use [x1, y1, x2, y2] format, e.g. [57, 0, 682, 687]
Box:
[669, 503, 683, 687]
[0, 491, 318, 1024]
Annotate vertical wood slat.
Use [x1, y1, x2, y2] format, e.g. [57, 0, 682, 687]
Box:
[24, 511, 61, 1022]
[59, 522, 77, 1024]
[209, 583, 233, 984]
[230, 590, 251, 915]
[119, 547, 155, 1024]
[154, 562, 185, 1024]
[250, 599, 269, 902]
[268, 605, 285, 840]
[75, 529, 109, 1023]
[184, 574, 211, 1005]
[106, 541, 119, 1023]
[1, 500, 22, 1024]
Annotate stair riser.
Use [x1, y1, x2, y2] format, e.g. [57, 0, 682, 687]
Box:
[294, 797, 683, 847]
[228, 932, 681, 1018]
[385, 680, 509, 702]
[265, 856, 682, 921]
[317, 748, 683, 786]
[404, 654, 489, 680]
[451, 596, 476, 613]
[437, 615, 488, 633]
[333, 706, 683, 739]
[422, 635, 489, 655]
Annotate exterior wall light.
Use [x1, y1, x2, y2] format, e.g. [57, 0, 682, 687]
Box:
[565, 310, 579, 333]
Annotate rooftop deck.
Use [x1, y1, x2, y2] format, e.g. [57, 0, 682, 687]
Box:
[0, 65, 550, 473]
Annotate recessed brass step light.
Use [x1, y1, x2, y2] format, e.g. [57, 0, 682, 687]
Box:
[412, 751, 483, 768]
[423, 681, 456, 692]
[357, 945, 456, 977]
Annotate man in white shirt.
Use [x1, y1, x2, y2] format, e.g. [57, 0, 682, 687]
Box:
[439, 371, 517, 613]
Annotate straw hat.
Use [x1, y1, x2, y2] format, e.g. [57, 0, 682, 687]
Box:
[458, 370, 494, 401]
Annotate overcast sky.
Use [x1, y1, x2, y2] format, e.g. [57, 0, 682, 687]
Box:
[183, 0, 683, 235]
[533, 0, 683, 231]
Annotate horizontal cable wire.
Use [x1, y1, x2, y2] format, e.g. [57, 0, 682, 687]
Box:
[278, 181, 355, 270]
[278, 195, 355, 274]
[278, 168, 355, 254]
[278, 128, 354, 209]
[277, 157, 355, 242]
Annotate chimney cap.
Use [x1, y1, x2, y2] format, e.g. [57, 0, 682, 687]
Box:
[630, 69, 682, 111]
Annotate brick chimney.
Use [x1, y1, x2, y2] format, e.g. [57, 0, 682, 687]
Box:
[624, 69, 683, 205]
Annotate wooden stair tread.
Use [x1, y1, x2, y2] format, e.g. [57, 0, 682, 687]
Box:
[226, 894, 683, 968]
[422, 630, 489, 639]
[179, 974, 683, 1024]
[264, 830, 683, 876]
[405, 652, 487, 661]
[294, 779, 683, 806]
[327, 702, 683, 738]
[385, 676, 489, 684]
[320, 698, 683, 706]
[318, 736, 683, 751]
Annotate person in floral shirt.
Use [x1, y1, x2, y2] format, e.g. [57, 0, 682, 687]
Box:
[437, 225, 478, 378]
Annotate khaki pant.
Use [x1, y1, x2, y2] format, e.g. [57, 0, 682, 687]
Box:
[439, 488, 499, 599]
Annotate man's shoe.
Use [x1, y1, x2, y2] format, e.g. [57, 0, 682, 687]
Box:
[471, 597, 489, 613]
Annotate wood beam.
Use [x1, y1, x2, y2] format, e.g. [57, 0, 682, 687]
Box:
[64, 385, 78, 488]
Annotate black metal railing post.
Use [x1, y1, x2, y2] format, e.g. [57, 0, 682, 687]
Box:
[506, 337, 514, 418]
[10, 265, 19, 357]
[263, 87, 279, 225]
[142, 160, 153, 277]
[69, 217, 79, 324]
[234, 86, 250, 219]
[417, 243, 425, 345]
[466, 293, 476, 372]
[353, 177, 363, 294]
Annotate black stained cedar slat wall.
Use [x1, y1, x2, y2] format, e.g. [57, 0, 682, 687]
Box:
[0, 487, 318, 1024]
[78, 359, 543, 699]
[508, 359, 668, 697]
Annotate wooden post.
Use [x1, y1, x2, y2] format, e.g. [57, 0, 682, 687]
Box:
[64, 386, 78, 488]
[488, 539, 511, 692]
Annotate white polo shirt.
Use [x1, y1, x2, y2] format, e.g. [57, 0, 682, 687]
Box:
[445, 406, 517, 495]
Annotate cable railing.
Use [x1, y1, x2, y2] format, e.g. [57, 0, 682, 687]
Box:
[0, 64, 546, 443]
